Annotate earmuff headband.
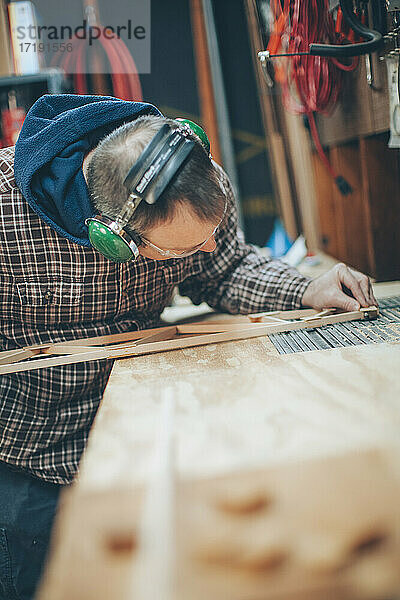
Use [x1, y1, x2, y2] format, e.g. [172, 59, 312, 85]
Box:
[125, 131, 195, 205]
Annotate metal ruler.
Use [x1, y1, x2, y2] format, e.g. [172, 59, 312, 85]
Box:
[269, 296, 400, 354]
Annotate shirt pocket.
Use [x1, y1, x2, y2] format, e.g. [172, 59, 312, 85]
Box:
[16, 278, 82, 306]
[10, 275, 84, 326]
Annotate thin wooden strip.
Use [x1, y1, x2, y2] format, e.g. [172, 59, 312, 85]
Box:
[176, 323, 268, 334]
[0, 309, 377, 375]
[135, 326, 178, 346]
[3, 308, 332, 360]
[194, 316, 250, 324]
[0, 348, 112, 374]
[35, 328, 178, 357]
[128, 312, 371, 358]
[89, 326, 179, 352]
[0, 347, 41, 365]
[42, 345, 105, 356]
[248, 308, 317, 322]
[302, 309, 336, 322]
[50, 325, 173, 349]
[247, 310, 281, 319]
[257, 316, 289, 323]
[303, 308, 378, 327]
[2, 327, 277, 374]
[282, 308, 319, 318]
[0, 334, 143, 357]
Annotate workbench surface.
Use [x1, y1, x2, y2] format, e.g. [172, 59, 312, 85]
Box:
[77, 280, 400, 490]
[37, 280, 400, 600]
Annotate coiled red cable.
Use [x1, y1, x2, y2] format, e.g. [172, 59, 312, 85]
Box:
[50, 0, 142, 102]
[268, 0, 358, 192]
[53, 34, 142, 101]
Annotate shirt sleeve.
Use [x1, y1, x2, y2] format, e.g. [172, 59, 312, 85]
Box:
[179, 164, 311, 314]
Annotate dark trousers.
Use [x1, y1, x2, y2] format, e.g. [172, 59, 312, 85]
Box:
[0, 461, 63, 600]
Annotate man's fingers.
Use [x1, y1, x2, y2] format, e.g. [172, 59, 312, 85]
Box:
[335, 264, 368, 308]
[301, 263, 378, 313]
[348, 267, 376, 307]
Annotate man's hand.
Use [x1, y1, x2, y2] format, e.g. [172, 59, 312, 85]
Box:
[301, 263, 377, 312]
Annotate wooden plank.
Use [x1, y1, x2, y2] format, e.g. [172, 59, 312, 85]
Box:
[282, 112, 320, 251]
[174, 449, 400, 600]
[42, 345, 103, 356]
[330, 142, 372, 275]
[38, 451, 400, 600]
[189, 0, 222, 163]
[0, 308, 377, 375]
[86, 336, 400, 489]
[359, 134, 400, 282]
[37, 336, 400, 600]
[248, 308, 317, 321]
[0, 326, 178, 364]
[312, 149, 340, 259]
[269, 132, 299, 240]
[31, 283, 400, 600]
[244, 0, 299, 240]
[302, 309, 336, 321]
[0, 347, 41, 365]
[176, 323, 268, 334]
[0, 348, 115, 374]
[54, 325, 174, 348]
[0, 320, 253, 365]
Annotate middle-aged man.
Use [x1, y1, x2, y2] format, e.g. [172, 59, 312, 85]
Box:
[0, 94, 375, 600]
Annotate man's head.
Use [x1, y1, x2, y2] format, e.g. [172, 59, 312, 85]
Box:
[84, 115, 226, 261]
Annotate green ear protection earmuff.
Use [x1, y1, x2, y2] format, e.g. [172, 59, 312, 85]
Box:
[86, 118, 210, 263]
[175, 118, 210, 155]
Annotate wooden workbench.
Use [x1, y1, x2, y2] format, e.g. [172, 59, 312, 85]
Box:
[37, 281, 400, 600]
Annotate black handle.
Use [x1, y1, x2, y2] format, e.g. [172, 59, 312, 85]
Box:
[309, 0, 384, 58]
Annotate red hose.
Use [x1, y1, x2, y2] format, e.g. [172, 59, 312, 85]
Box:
[267, 0, 359, 194]
[99, 36, 130, 99]
[111, 37, 142, 100]
[74, 38, 87, 94]
[50, 25, 142, 101]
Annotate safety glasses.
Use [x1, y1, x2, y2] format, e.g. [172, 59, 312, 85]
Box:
[139, 198, 228, 258]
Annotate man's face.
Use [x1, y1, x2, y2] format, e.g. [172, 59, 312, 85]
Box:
[138, 202, 218, 261]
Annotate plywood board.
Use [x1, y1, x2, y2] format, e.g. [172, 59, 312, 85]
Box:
[38, 448, 400, 600]
[76, 341, 400, 492]
[174, 450, 400, 600]
[37, 283, 400, 600]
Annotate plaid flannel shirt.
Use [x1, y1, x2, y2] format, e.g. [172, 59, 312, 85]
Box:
[0, 146, 310, 484]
